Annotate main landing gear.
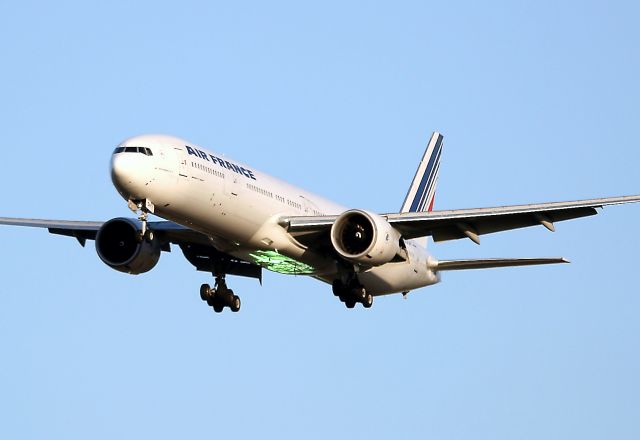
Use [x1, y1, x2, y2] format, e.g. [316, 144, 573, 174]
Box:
[199, 275, 241, 313]
[332, 279, 374, 309]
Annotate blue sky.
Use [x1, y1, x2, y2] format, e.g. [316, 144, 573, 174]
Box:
[1, 1, 639, 438]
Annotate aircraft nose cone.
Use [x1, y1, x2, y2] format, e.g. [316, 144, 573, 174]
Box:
[111, 152, 147, 200]
[111, 153, 133, 187]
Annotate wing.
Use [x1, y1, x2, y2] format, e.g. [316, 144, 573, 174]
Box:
[0, 217, 208, 246]
[0, 217, 262, 280]
[282, 195, 640, 245]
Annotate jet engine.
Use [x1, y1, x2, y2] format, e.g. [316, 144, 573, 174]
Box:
[95, 218, 161, 274]
[330, 209, 402, 266]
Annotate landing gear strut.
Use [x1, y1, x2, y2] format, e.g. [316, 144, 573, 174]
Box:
[332, 279, 374, 309]
[128, 199, 155, 242]
[199, 274, 241, 313]
[138, 210, 153, 242]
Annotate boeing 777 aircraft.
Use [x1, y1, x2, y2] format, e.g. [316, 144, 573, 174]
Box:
[1, 132, 638, 312]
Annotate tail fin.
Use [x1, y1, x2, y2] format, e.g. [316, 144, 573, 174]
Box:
[400, 132, 443, 214]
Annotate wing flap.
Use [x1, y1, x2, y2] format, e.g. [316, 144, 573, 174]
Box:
[387, 195, 640, 241]
[429, 207, 598, 243]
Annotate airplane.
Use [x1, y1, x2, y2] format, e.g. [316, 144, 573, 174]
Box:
[1, 132, 638, 313]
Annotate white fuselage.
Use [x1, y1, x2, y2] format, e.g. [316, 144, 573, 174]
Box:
[111, 135, 440, 295]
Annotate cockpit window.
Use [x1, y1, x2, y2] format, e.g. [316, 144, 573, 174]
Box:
[113, 146, 153, 156]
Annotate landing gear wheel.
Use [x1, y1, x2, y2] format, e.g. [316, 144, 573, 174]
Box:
[345, 299, 356, 309]
[230, 295, 241, 312]
[200, 284, 212, 301]
[332, 280, 344, 297]
[363, 293, 373, 308]
[201, 274, 243, 314]
[353, 286, 367, 301]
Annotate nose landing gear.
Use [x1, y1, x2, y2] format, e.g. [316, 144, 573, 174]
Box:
[200, 274, 241, 313]
[128, 199, 155, 242]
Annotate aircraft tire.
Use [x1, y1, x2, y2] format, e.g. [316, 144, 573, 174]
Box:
[213, 302, 224, 313]
[345, 299, 356, 309]
[353, 287, 366, 301]
[363, 293, 373, 308]
[200, 284, 211, 301]
[230, 295, 241, 312]
[332, 280, 344, 297]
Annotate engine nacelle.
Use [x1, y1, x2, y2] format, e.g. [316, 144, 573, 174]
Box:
[330, 209, 402, 266]
[95, 218, 161, 274]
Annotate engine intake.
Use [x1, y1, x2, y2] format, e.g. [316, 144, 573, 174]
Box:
[330, 209, 402, 266]
[95, 218, 161, 274]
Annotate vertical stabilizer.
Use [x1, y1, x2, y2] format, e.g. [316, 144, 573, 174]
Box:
[400, 132, 443, 214]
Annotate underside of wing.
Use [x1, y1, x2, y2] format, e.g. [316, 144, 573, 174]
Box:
[0, 217, 103, 246]
[282, 195, 640, 246]
[0, 216, 262, 280]
[387, 195, 640, 242]
[0, 217, 210, 246]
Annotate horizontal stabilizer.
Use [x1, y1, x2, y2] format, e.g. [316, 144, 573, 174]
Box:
[431, 257, 569, 271]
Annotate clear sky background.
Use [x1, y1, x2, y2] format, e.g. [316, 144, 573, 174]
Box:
[0, 1, 639, 439]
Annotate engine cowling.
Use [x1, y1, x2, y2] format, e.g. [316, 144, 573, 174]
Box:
[95, 218, 161, 274]
[330, 209, 402, 266]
